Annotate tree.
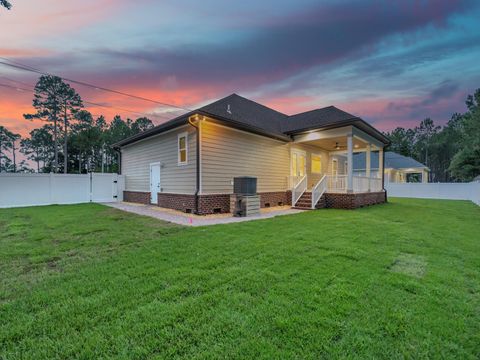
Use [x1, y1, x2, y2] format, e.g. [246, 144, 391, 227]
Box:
[449, 147, 480, 181]
[71, 111, 103, 173]
[131, 117, 154, 134]
[2, 156, 12, 172]
[428, 114, 462, 181]
[24, 76, 63, 172]
[414, 118, 440, 173]
[59, 84, 83, 173]
[17, 160, 33, 173]
[0, 126, 13, 172]
[24, 75, 83, 173]
[384, 116, 464, 182]
[8, 130, 21, 172]
[21, 126, 54, 172]
[384, 127, 415, 157]
[1, 0, 12, 9]
[104, 116, 133, 173]
[448, 89, 480, 181]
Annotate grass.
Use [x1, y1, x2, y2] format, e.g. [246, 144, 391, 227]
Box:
[0, 198, 479, 359]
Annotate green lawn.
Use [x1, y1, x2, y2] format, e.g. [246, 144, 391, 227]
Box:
[1, 199, 479, 359]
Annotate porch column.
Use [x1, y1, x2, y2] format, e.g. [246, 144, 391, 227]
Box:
[422, 169, 428, 183]
[347, 134, 353, 192]
[366, 143, 371, 192]
[379, 148, 384, 190]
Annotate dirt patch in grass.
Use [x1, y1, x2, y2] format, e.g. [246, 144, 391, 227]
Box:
[72, 228, 108, 236]
[389, 253, 427, 278]
[46, 256, 62, 269]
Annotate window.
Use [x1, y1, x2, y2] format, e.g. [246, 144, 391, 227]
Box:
[311, 154, 322, 174]
[178, 132, 188, 165]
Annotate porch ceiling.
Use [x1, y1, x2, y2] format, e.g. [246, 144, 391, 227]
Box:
[299, 136, 368, 152]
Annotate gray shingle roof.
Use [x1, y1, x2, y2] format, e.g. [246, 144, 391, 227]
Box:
[353, 151, 428, 170]
[199, 94, 288, 137]
[281, 106, 358, 133]
[115, 93, 389, 147]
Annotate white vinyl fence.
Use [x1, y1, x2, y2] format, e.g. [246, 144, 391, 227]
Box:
[385, 182, 480, 206]
[0, 173, 125, 208]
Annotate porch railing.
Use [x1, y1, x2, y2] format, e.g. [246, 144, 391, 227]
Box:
[292, 175, 307, 206]
[353, 176, 370, 192]
[370, 177, 382, 192]
[326, 174, 383, 193]
[311, 175, 327, 209]
[326, 175, 347, 192]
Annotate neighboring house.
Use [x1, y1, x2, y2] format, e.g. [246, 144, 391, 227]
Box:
[353, 151, 430, 183]
[114, 94, 390, 214]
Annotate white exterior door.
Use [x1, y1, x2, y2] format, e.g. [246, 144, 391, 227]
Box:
[150, 163, 161, 204]
[292, 151, 306, 177]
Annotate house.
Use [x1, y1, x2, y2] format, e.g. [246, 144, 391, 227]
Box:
[353, 151, 429, 183]
[114, 94, 390, 214]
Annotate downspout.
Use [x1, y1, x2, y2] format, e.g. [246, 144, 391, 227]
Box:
[382, 149, 387, 203]
[188, 117, 200, 214]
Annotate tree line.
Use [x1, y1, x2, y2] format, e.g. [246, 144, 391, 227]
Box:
[384, 88, 480, 182]
[0, 75, 153, 174]
[1, 75, 479, 181]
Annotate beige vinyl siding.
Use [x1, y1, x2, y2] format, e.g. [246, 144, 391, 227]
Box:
[121, 126, 196, 194]
[201, 121, 290, 194]
[290, 143, 329, 189]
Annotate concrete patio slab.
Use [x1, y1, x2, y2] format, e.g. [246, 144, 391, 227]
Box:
[103, 202, 305, 226]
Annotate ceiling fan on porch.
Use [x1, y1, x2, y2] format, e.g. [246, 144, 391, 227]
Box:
[334, 142, 347, 150]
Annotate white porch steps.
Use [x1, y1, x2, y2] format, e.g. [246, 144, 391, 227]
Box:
[292, 191, 326, 210]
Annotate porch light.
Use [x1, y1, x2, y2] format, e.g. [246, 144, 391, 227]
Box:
[335, 142, 340, 150]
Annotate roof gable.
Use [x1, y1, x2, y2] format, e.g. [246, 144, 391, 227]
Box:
[281, 106, 358, 133]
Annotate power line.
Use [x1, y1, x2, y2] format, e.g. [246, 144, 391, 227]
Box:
[0, 81, 176, 122]
[0, 75, 32, 87]
[0, 57, 193, 112]
[0, 82, 29, 92]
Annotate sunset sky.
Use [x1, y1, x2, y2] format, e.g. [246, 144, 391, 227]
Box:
[1, 0, 480, 136]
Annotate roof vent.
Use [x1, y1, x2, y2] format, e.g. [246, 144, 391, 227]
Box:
[227, 104, 232, 114]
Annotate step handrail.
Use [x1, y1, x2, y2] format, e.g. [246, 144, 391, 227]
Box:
[292, 175, 307, 206]
[311, 175, 327, 209]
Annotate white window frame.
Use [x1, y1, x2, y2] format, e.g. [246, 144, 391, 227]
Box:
[177, 132, 188, 166]
[311, 153, 322, 174]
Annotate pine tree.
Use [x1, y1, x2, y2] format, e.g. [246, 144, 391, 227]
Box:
[0, 126, 12, 172]
[21, 126, 53, 172]
[0, 0, 12, 10]
[24, 75, 83, 173]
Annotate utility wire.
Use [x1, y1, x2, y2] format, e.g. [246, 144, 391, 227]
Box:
[0, 75, 32, 87]
[0, 81, 175, 121]
[0, 57, 193, 112]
